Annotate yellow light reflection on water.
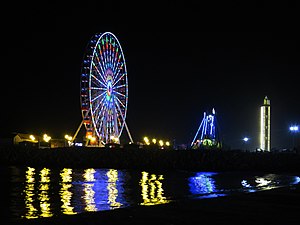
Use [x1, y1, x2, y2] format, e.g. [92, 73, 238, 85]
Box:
[40, 168, 50, 183]
[83, 169, 97, 212]
[24, 167, 38, 219]
[60, 168, 77, 215]
[140, 171, 169, 206]
[39, 168, 53, 218]
[107, 169, 122, 208]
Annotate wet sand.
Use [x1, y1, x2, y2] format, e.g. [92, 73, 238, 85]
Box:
[8, 183, 300, 225]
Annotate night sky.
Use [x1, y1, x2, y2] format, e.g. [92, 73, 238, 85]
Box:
[3, 2, 300, 150]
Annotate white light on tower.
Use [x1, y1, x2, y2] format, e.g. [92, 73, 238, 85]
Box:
[260, 96, 271, 151]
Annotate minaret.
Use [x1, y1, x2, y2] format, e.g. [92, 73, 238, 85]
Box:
[260, 96, 271, 151]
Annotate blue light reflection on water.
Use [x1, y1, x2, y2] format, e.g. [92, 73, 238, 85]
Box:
[6, 166, 300, 221]
[60, 168, 130, 214]
[188, 172, 218, 196]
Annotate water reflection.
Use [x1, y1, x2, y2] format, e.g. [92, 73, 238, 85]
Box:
[11, 167, 300, 221]
[107, 169, 122, 208]
[189, 172, 217, 195]
[59, 168, 76, 215]
[24, 167, 37, 219]
[23, 167, 53, 219]
[240, 173, 299, 192]
[140, 171, 169, 205]
[83, 168, 97, 212]
[39, 168, 52, 218]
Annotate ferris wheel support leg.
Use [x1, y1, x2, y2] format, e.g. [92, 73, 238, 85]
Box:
[71, 119, 85, 145]
[71, 109, 91, 145]
[124, 121, 134, 143]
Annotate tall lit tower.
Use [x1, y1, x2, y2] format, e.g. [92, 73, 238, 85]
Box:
[260, 96, 271, 151]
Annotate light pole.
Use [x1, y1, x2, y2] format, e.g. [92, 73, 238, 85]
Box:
[242, 137, 249, 151]
[289, 125, 299, 150]
[65, 135, 73, 147]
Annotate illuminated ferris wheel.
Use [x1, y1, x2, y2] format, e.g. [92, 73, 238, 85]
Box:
[80, 32, 132, 146]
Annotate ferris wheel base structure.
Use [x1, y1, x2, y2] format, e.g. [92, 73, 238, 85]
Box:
[71, 115, 133, 147]
[72, 32, 134, 147]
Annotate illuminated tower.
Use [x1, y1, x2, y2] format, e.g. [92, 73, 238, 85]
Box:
[260, 96, 271, 151]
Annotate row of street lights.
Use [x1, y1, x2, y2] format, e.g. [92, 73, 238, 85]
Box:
[143, 136, 171, 149]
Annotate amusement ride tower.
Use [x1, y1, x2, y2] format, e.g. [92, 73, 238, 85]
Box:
[260, 96, 271, 152]
[72, 32, 133, 146]
[191, 108, 222, 150]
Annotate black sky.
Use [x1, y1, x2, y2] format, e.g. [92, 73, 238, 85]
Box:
[2, 2, 300, 150]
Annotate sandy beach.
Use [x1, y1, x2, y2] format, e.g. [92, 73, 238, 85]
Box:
[6, 182, 300, 225]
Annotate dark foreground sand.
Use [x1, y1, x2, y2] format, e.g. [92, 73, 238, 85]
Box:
[7, 183, 300, 225]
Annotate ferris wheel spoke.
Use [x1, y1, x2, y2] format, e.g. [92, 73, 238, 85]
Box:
[95, 103, 107, 132]
[113, 62, 124, 82]
[90, 86, 106, 91]
[113, 83, 126, 90]
[115, 96, 126, 111]
[113, 73, 126, 87]
[111, 41, 117, 69]
[114, 94, 126, 107]
[113, 53, 123, 72]
[114, 97, 125, 114]
[94, 99, 107, 121]
[95, 105, 110, 138]
[94, 50, 105, 73]
[107, 35, 114, 68]
[91, 70, 105, 85]
[103, 35, 112, 69]
[91, 91, 106, 103]
[94, 51, 106, 78]
[91, 70, 107, 88]
[114, 90, 126, 98]
[112, 46, 120, 71]
[92, 105, 105, 128]
[97, 44, 108, 71]
[114, 100, 126, 127]
[103, 47, 110, 68]
[108, 36, 113, 67]
[112, 106, 120, 134]
[91, 92, 105, 104]
[101, 43, 108, 70]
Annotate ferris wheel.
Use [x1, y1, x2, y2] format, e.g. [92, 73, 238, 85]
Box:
[79, 32, 132, 146]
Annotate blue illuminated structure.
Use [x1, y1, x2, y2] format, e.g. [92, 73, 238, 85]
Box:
[191, 108, 222, 149]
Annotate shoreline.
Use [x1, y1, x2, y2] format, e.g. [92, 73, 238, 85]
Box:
[1, 146, 300, 173]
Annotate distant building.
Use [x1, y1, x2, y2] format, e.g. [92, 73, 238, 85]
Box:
[260, 96, 271, 152]
[50, 139, 66, 148]
[13, 133, 38, 147]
